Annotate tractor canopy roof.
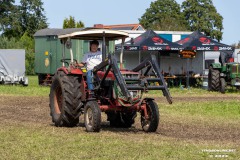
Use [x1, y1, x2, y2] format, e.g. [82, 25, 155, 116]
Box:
[58, 28, 129, 40]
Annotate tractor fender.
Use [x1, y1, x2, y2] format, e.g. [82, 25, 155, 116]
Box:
[142, 98, 155, 103]
[57, 67, 69, 74]
[139, 98, 155, 107]
[210, 63, 222, 69]
[57, 67, 83, 75]
[70, 68, 83, 75]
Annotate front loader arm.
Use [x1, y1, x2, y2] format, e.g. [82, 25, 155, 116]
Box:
[132, 55, 172, 104]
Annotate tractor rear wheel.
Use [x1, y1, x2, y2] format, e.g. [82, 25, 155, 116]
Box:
[49, 71, 82, 127]
[84, 101, 101, 132]
[208, 67, 220, 91]
[220, 78, 226, 94]
[108, 111, 136, 128]
[141, 100, 159, 132]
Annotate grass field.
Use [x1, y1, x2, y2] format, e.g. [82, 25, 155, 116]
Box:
[0, 76, 239, 159]
[0, 76, 49, 96]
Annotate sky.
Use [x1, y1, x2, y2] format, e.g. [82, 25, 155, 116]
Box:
[15, 0, 240, 45]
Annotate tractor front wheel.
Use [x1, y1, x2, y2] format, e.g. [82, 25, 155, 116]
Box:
[141, 100, 159, 132]
[84, 101, 101, 132]
[220, 78, 226, 94]
[208, 67, 220, 91]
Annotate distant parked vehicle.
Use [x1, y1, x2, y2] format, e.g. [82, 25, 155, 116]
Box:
[208, 51, 238, 93]
[0, 49, 28, 86]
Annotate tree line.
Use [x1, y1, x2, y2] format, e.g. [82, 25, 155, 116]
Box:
[0, 0, 48, 75]
[139, 0, 223, 41]
[0, 0, 84, 75]
[0, 0, 238, 75]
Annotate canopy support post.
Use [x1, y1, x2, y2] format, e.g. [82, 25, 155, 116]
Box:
[186, 58, 190, 89]
[120, 37, 125, 69]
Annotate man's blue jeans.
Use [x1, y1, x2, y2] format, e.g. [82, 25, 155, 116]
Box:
[86, 70, 94, 90]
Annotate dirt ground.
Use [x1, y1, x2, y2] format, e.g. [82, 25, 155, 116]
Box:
[0, 95, 239, 144]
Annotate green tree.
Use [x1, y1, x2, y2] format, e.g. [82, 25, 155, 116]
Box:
[0, 36, 22, 49]
[0, 0, 46, 75]
[76, 20, 85, 28]
[63, 16, 76, 28]
[182, 0, 223, 41]
[1, 0, 48, 38]
[0, 0, 17, 34]
[63, 16, 85, 29]
[20, 32, 35, 75]
[139, 0, 188, 31]
[0, 33, 35, 75]
[18, 0, 48, 38]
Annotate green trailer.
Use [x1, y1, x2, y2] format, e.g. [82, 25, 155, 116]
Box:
[34, 28, 115, 85]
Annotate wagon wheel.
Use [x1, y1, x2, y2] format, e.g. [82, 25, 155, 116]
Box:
[141, 100, 159, 132]
[84, 101, 101, 132]
[49, 71, 83, 127]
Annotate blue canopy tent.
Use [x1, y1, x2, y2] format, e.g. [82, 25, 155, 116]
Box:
[176, 31, 235, 88]
[115, 30, 183, 66]
[116, 30, 182, 51]
[176, 31, 234, 51]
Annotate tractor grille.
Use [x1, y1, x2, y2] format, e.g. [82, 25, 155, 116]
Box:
[232, 65, 240, 74]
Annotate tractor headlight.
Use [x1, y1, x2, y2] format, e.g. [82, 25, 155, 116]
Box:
[220, 73, 225, 77]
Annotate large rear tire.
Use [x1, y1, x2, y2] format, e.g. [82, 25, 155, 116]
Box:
[49, 71, 82, 127]
[84, 101, 101, 132]
[208, 67, 220, 91]
[141, 100, 159, 132]
[220, 78, 226, 94]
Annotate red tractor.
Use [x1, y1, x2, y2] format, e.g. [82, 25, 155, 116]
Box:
[49, 28, 172, 132]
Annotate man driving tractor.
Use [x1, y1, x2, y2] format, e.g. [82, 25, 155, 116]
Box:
[80, 40, 102, 91]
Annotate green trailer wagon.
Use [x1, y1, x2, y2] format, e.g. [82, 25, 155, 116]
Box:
[34, 28, 115, 85]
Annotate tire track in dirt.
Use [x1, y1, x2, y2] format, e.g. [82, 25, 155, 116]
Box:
[154, 95, 240, 103]
[0, 96, 50, 124]
[0, 95, 239, 143]
[153, 96, 240, 143]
